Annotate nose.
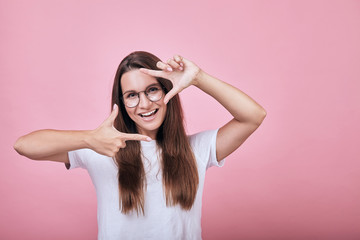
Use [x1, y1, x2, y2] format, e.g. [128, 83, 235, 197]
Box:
[138, 92, 152, 109]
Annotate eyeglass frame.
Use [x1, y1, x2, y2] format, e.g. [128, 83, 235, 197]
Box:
[120, 83, 168, 108]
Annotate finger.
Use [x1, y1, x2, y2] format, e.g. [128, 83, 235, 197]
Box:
[167, 59, 181, 70]
[163, 87, 181, 105]
[173, 55, 184, 69]
[115, 140, 126, 149]
[139, 68, 165, 78]
[106, 104, 119, 125]
[121, 133, 152, 142]
[156, 61, 173, 72]
[174, 54, 183, 63]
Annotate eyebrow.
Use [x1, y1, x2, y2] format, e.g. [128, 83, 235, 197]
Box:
[122, 83, 161, 95]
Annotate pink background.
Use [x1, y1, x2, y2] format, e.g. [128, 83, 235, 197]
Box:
[1, 0, 360, 239]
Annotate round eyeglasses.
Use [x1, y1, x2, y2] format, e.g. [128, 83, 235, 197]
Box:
[121, 84, 166, 108]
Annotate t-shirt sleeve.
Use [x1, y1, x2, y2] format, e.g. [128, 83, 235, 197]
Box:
[65, 148, 91, 170]
[189, 128, 226, 170]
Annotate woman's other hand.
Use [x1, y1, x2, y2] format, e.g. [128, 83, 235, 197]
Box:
[139, 54, 201, 104]
[87, 104, 151, 157]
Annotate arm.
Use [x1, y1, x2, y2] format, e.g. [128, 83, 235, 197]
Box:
[14, 105, 151, 163]
[193, 70, 266, 160]
[140, 55, 266, 161]
[14, 130, 88, 163]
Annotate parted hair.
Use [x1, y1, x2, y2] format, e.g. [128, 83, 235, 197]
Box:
[111, 51, 199, 215]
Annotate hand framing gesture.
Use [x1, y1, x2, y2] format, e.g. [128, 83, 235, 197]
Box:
[139, 54, 201, 104]
[88, 104, 152, 157]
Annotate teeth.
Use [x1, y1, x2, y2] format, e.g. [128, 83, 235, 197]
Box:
[141, 109, 156, 117]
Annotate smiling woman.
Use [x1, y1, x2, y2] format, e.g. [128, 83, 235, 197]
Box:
[110, 52, 199, 219]
[13, 51, 266, 240]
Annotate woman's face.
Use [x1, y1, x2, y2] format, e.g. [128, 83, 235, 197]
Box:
[120, 69, 167, 139]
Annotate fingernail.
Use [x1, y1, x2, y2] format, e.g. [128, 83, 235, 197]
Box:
[180, 62, 184, 67]
[179, 67, 183, 71]
[167, 67, 172, 71]
[146, 137, 152, 141]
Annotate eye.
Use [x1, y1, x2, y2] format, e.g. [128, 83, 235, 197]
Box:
[147, 86, 160, 93]
[125, 92, 137, 99]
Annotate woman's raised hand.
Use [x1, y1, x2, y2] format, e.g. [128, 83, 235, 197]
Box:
[87, 104, 151, 157]
[139, 54, 201, 104]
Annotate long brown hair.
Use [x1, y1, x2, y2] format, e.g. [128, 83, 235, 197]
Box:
[111, 51, 199, 215]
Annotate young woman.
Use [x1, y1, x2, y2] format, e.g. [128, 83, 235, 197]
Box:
[14, 51, 266, 240]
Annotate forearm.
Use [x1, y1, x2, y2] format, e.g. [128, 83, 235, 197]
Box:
[193, 70, 266, 125]
[14, 129, 91, 160]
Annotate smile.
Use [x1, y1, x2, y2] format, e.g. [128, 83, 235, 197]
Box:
[139, 109, 158, 118]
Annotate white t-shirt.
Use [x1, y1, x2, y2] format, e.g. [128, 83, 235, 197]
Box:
[66, 129, 225, 240]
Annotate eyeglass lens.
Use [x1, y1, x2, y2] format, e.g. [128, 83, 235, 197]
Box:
[123, 85, 164, 108]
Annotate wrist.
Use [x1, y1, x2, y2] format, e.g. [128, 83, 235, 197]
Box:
[193, 69, 207, 88]
[82, 130, 94, 149]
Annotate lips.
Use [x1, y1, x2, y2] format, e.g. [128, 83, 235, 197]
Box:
[139, 109, 158, 118]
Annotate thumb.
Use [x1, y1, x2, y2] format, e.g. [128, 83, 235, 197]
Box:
[163, 88, 180, 105]
[106, 104, 119, 125]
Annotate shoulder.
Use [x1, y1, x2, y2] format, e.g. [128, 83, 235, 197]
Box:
[187, 129, 225, 169]
[188, 129, 225, 169]
[187, 129, 218, 161]
[67, 148, 112, 170]
[69, 148, 101, 159]
[188, 129, 219, 147]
